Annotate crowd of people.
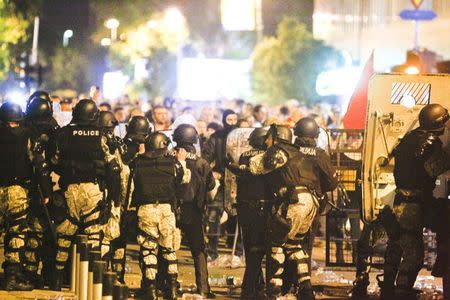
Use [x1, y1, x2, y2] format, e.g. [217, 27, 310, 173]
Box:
[0, 86, 448, 300]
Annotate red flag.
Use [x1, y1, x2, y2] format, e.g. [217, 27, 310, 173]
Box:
[342, 51, 375, 129]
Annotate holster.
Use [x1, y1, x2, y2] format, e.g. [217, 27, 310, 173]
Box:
[266, 202, 292, 246]
[377, 205, 402, 240]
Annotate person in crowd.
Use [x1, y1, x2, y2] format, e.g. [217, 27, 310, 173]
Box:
[99, 102, 112, 112]
[253, 105, 268, 127]
[152, 105, 171, 131]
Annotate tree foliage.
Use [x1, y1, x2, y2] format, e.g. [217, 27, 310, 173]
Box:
[251, 17, 339, 105]
[46, 47, 90, 91]
[0, 0, 34, 79]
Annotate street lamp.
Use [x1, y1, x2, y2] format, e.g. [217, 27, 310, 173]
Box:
[105, 18, 120, 41]
[63, 29, 73, 47]
[164, 7, 184, 31]
[101, 38, 111, 47]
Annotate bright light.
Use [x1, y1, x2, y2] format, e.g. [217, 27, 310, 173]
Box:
[63, 29, 73, 47]
[164, 7, 185, 30]
[221, 0, 256, 31]
[101, 38, 111, 46]
[400, 94, 416, 109]
[316, 67, 362, 96]
[147, 20, 157, 29]
[404, 66, 420, 75]
[63, 29, 73, 38]
[103, 71, 129, 100]
[6, 90, 27, 110]
[105, 18, 120, 29]
[178, 58, 251, 101]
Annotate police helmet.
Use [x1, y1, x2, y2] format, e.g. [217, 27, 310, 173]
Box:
[27, 90, 51, 110]
[145, 132, 170, 151]
[419, 104, 449, 132]
[173, 124, 198, 145]
[126, 116, 151, 143]
[26, 97, 53, 120]
[99, 111, 118, 129]
[294, 117, 320, 138]
[267, 124, 292, 144]
[0, 102, 24, 122]
[249, 127, 268, 149]
[72, 99, 99, 125]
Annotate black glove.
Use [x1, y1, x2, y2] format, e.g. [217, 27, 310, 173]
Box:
[415, 133, 440, 159]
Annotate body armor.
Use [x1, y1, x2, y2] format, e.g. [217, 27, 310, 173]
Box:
[131, 152, 178, 207]
[57, 124, 105, 184]
[0, 126, 32, 185]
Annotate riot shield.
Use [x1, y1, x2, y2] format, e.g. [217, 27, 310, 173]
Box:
[224, 127, 254, 216]
[362, 73, 450, 224]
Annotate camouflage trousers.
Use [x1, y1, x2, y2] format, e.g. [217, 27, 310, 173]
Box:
[136, 203, 181, 281]
[55, 183, 110, 271]
[0, 185, 30, 266]
[268, 192, 318, 293]
[384, 202, 424, 290]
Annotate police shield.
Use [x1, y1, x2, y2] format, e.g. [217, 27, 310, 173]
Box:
[224, 127, 254, 216]
[362, 73, 450, 223]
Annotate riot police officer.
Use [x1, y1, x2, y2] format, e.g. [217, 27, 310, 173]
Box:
[23, 93, 60, 288]
[381, 103, 449, 299]
[130, 132, 189, 300]
[50, 99, 122, 290]
[111, 115, 150, 282]
[249, 120, 337, 300]
[172, 124, 216, 298]
[226, 127, 269, 299]
[0, 102, 52, 291]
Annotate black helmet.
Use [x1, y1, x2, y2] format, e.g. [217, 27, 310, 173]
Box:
[267, 124, 292, 144]
[127, 116, 151, 143]
[173, 124, 198, 145]
[72, 99, 99, 125]
[419, 104, 449, 132]
[145, 132, 170, 151]
[27, 91, 51, 111]
[26, 98, 53, 120]
[0, 102, 24, 122]
[99, 111, 118, 129]
[249, 127, 268, 149]
[294, 117, 320, 138]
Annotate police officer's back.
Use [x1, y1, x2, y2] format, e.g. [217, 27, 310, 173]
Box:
[50, 99, 121, 290]
[172, 124, 216, 298]
[131, 132, 189, 300]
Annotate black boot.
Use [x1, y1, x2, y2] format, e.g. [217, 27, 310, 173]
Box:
[141, 279, 158, 300]
[49, 269, 65, 291]
[297, 281, 315, 300]
[24, 270, 44, 289]
[350, 273, 369, 298]
[164, 274, 178, 300]
[5, 264, 34, 291]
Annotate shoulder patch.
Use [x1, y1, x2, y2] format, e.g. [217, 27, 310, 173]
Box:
[299, 147, 316, 156]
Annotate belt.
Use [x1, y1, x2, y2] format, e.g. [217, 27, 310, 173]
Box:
[0, 178, 31, 187]
[396, 188, 422, 197]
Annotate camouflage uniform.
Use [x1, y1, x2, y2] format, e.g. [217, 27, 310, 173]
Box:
[129, 143, 189, 299]
[52, 128, 121, 277]
[0, 106, 52, 290]
[382, 127, 449, 298]
[249, 138, 337, 299]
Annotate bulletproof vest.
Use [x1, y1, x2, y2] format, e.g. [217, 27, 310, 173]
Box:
[59, 124, 105, 182]
[269, 142, 322, 193]
[132, 153, 177, 206]
[237, 149, 267, 203]
[394, 129, 436, 193]
[0, 126, 33, 185]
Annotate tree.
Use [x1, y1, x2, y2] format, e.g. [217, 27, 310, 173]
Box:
[46, 47, 90, 91]
[251, 17, 339, 105]
[0, 0, 38, 79]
